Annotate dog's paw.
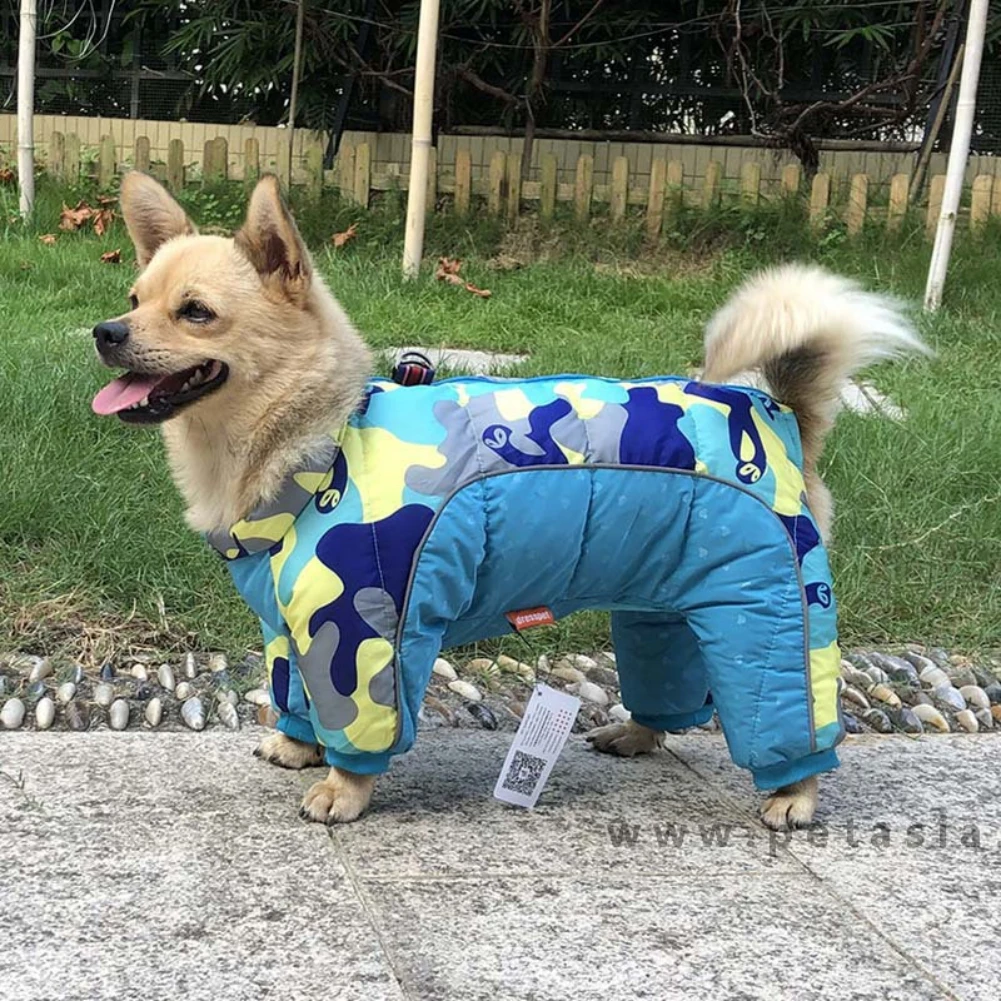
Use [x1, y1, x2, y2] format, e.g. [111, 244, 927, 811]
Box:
[760, 777, 819, 831]
[254, 732, 325, 770]
[586, 720, 663, 757]
[299, 769, 376, 825]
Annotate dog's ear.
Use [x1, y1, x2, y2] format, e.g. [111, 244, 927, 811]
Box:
[234, 175, 311, 303]
[120, 171, 197, 268]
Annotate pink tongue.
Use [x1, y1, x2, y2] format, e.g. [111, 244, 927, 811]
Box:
[92, 373, 163, 415]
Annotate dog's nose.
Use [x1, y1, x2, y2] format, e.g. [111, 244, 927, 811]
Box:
[92, 321, 130, 352]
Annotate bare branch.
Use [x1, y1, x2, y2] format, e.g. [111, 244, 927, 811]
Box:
[456, 64, 520, 106]
[552, 0, 607, 49]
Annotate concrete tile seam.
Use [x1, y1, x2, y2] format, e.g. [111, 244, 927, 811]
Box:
[353, 870, 807, 884]
[325, 825, 427, 1001]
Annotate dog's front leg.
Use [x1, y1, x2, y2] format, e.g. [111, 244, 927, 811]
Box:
[254, 731, 325, 769]
[760, 776, 818, 830]
[300, 768, 377, 825]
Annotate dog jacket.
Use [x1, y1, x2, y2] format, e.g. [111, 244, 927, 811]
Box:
[208, 375, 845, 790]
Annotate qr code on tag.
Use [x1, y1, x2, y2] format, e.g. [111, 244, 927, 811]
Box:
[502, 751, 547, 796]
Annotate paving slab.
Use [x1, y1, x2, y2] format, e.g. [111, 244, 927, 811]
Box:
[667, 731, 1001, 1000]
[3, 728, 992, 1001]
[364, 872, 945, 1001]
[0, 732, 405, 1001]
[325, 730, 797, 880]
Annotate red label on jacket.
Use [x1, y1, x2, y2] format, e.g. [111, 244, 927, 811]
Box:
[505, 607, 555, 631]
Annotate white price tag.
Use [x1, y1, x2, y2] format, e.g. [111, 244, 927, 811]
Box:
[493, 683, 581, 809]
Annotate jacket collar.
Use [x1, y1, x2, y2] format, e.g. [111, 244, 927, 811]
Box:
[205, 433, 342, 560]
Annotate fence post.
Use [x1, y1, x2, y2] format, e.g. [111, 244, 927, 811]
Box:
[306, 139, 324, 200]
[646, 157, 667, 239]
[781, 163, 801, 195]
[204, 137, 228, 184]
[338, 144, 355, 200]
[488, 150, 506, 216]
[610, 156, 629, 221]
[98, 135, 116, 188]
[277, 136, 293, 189]
[64, 133, 81, 185]
[539, 152, 557, 221]
[244, 138, 260, 186]
[702, 161, 722, 209]
[845, 173, 868, 236]
[506, 152, 521, 222]
[454, 149, 471, 216]
[49, 131, 65, 181]
[809, 173, 830, 231]
[167, 138, 184, 191]
[992, 175, 1001, 218]
[740, 161, 761, 206]
[666, 160, 684, 222]
[926, 174, 946, 239]
[134, 135, 150, 173]
[574, 154, 593, 222]
[970, 174, 992, 232]
[354, 142, 371, 208]
[218, 138, 230, 181]
[887, 173, 909, 232]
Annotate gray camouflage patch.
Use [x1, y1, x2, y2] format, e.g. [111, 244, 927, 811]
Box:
[293, 620, 358, 730]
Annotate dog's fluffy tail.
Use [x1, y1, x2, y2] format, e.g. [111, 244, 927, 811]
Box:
[702, 264, 930, 464]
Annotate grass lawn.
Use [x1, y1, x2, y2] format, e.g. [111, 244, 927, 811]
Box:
[2, 179, 1000, 665]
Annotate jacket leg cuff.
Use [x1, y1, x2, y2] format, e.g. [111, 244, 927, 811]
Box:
[276, 713, 317, 745]
[323, 747, 393, 774]
[631, 704, 714, 732]
[751, 748, 840, 791]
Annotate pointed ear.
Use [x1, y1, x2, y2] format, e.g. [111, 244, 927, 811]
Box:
[234, 175, 311, 302]
[120, 171, 197, 268]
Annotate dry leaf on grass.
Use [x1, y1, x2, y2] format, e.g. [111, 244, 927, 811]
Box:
[332, 223, 358, 248]
[0, 167, 14, 184]
[92, 208, 115, 237]
[100, 249, 122, 264]
[38, 234, 57, 245]
[435, 257, 492, 298]
[436, 257, 463, 277]
[60, 200, 93, 231]
[59, 199, 117, 236]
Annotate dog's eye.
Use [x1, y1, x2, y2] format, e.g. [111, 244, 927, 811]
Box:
[178, 300, 216, 324]
[129, 294, 138, 310]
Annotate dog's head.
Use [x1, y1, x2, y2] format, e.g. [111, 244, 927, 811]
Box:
[92, 172, 317, 424]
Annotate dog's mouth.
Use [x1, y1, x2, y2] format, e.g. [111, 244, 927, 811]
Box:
[92, 360, 229, 424]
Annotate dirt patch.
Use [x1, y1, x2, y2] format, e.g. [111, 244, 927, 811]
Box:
[0, 586, 202, 667]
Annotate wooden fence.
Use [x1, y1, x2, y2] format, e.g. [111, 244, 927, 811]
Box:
[26, 127, 1001, 238]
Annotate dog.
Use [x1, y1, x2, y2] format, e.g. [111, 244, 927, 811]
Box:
[92, 172, 927, 830]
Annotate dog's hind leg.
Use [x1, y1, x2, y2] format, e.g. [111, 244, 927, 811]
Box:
[588, 612, 711, 759]
[254, 732, 325, 769]
[300, 768, 377, 825]
[587, 718, 664, 756]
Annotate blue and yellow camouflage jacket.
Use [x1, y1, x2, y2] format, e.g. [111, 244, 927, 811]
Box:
[208, 375, 845, 790]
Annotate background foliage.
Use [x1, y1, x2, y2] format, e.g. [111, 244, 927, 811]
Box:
[4, 1, 1001, 160]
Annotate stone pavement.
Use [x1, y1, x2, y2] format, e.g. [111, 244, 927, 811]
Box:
[1, 729, 997, 1001]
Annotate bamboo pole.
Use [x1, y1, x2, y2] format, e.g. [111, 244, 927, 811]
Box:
[925, 0, 989, 311]
[402, 0, 441, 279]
[286, 0, 306, 186]
[17, 0, 36, 218]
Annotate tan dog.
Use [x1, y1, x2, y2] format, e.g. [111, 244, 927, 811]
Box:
[94, 172, 926, 829]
